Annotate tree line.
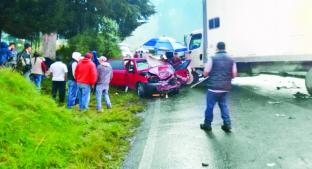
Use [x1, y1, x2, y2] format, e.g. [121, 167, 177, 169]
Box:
[0, 0, 155, 43]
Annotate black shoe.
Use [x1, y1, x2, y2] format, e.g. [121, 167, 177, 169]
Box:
[221, 125, 232, 133]
[200, 124, 212, 131]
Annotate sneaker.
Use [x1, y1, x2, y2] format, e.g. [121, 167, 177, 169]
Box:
[221, 125, 232, 132]
[200, 124, 212, 131]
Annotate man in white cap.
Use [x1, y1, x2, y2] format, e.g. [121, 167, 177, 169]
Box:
[96, 56, 113, 112]
[67, 52, 82, 108]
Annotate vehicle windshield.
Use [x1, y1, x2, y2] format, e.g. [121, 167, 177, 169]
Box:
[136, 60, 149, 71]
[189, 33, 202, 50]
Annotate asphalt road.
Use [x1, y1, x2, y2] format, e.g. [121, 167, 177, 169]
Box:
[122, 75, 312, 169]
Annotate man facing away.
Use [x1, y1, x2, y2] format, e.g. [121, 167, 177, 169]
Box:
[18, 43, 32, 80]
[75, 52, 97, 111]
[67, 52, 82, 109]
[95, 56, 113, 112]
[30, 52, 46, 90]
[200, 42, 238, 132]
[48, 57, 68, 103]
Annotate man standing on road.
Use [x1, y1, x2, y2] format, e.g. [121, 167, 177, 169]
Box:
[75, 53, 97, 111]
[200, 42, 238, 132]
[49, 57, 68, 104]
[95, 56, 113, 112]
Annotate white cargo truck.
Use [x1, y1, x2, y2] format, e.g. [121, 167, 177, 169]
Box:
[185, 0, 312, 94]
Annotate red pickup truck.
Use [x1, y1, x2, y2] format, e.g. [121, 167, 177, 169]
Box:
[108, 58, 181, 97]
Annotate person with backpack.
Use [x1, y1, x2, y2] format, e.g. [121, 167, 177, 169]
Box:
[0, 42, 12, 67]
[17, 43, 32, 80]
[30, 52, 46, 90]
[75, 52, 97, 111]
[67, 52, 82, 109]
[48, 57, 68, 103]
[95, 56, 113, 112]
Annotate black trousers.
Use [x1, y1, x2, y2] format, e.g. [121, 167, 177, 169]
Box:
[52, 81, 66, 103]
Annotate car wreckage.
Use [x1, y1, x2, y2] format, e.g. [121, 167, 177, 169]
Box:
[108, 58, 191, 97]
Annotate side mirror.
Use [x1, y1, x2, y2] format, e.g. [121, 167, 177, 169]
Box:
[128, 65, 135, 73]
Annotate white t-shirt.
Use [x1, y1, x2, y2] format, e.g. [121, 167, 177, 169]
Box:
[49, 61, 68, 81]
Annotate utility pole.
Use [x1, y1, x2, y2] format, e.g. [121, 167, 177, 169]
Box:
[202, 0, 208, 63]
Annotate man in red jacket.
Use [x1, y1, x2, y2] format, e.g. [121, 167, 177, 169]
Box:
[75, 52, 97, 111]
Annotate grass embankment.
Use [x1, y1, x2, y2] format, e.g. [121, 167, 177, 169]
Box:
[0, 69, 144, 168]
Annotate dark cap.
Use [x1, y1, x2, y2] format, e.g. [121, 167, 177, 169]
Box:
[217, 42, 226, 50]
[24, 43, 31, 49]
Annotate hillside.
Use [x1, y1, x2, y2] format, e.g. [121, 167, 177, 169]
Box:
[0, 69, 143, 168]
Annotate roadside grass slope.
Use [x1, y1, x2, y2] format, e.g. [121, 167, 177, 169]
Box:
[0, 69, 144, 168]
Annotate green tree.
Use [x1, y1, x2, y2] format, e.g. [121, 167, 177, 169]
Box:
[1, 0, 155, 40]
[60, 17, 121, 60]
[0, 0, 66, 40]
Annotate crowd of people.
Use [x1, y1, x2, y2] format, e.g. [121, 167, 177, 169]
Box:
[0, 42, 113, 112]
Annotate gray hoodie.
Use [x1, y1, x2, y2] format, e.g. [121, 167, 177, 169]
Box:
[96, 62, 113, 89]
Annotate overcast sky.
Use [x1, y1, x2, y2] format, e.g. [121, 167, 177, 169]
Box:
[123, 0, 202, 49]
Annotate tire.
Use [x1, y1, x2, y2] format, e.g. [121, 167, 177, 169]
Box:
[137, 83, 146, 98]
[185, 68, 193, 85]
[172, 88, 180, 95]
[191, 70, 199, 84]
[305, 68, 312, 95]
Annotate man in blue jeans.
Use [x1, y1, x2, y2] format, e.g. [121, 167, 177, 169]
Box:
[66, 52, 81, 108]
[200, 42, 238, 132]
[95, 56, 113, 112]
[75, 53, 97, 111]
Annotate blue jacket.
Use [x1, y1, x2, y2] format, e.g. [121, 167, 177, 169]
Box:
[0, 42, 12, 65]
[92, 51, 100, 67]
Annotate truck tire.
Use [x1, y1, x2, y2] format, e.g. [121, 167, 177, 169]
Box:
[137, 83, 146, 98]
[305, 68, 312, 95]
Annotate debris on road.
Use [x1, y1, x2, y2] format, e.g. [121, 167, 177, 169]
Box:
[266, 162, 276, 167]
[276, 80, 300, 90]
[275, 114, 287, 117]
[288, 116, 296, 120]
[293, 92, 310, 99]
[202, 162, 209, 167]
[268, 101, 282, 105]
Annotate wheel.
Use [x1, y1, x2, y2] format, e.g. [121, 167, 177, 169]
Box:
[172, 89, 180, 95]
[191, 70, 199, 84]
[137, 83, 146, 98]
[185, 68, 193, 85]
[305, 68, 312, 95]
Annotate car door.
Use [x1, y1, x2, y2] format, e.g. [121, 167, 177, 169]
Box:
[125, 60, 137, 89]
[108, 60, 126, 86]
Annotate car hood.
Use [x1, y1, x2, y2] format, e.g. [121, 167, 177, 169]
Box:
[147, 65, 175, 80]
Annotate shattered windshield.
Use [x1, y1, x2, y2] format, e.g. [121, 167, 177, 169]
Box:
[136, 60, 149, 71]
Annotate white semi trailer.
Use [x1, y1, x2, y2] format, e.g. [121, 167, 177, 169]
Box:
[185, 0, 312, 94]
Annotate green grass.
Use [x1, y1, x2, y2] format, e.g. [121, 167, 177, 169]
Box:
[0, 69, 144, 169]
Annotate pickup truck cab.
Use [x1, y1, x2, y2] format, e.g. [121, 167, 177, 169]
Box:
[108, 58, 181, 97]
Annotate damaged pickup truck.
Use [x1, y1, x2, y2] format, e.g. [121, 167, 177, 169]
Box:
[108, 58, 185, 97]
